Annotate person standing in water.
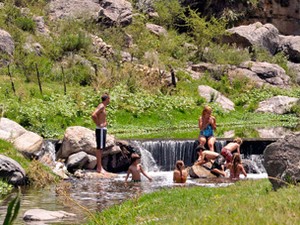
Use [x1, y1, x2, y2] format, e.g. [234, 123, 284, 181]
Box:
[198, 106, 216, 151]
[125, 154, 152, 183]
[221, 137, 243, 164]
[173, 160, 188, 183]
[91, 93, 110, 173]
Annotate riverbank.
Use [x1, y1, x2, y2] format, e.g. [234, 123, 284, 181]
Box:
[85, 179, 300, 225]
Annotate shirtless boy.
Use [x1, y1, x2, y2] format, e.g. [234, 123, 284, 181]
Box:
[91, 93, 110, 173]
[125, 154, 152, 182]
[194, 146, 226, 177]
[221, 137, 243, 164]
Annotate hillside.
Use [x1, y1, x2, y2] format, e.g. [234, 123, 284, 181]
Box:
[0, 0, 299, 139]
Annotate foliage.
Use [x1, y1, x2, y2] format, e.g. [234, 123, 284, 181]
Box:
[0, 181, 13, 197]
[152, 0, 185, 29]
[15, 16, 35, 33]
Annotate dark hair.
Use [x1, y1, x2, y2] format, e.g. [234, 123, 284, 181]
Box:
[101, 93, 109, 102]
[195, 145, 205, 153]
[131, 153, 141, 164]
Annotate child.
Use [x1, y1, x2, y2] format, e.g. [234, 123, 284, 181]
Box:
[229, 153, 247, 180]
[125, 154, 152, 183]
[198, 106, 217, 151]
[221, 137, 243, 164]
[173, 160, 188, 183]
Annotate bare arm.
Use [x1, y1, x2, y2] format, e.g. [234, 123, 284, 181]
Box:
[140, 166, 152, 181]
[210, 116, 217, 130]
[237, 145, 240, 154]
[125, 168, 131, 182]
[240, 165, 247, 178]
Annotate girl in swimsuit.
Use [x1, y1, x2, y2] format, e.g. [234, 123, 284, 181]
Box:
[198, 106, 217, 151]
[173, 160, 188, 183]
[229, 153, 247, 180]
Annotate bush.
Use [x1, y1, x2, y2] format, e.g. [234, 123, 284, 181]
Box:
[15, 17, 35, 33]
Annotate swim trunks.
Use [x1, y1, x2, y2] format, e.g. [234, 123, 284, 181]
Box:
[221, 147, 233, 163]
[131, 180, 141, 183]
[95, 127, 107, 149]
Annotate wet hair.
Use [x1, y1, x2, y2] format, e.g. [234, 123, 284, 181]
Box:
[202, 105, 212, 117]
[175, 160, 185, 181]
[195, 145, 205, 153]
[233, 137, 243, 145]
[232, 153, 242, 175]
[131, 153, 141, 164]
[101, 93, 110, 102]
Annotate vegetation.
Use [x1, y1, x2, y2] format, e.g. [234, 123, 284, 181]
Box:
[85, 179, 300, 225]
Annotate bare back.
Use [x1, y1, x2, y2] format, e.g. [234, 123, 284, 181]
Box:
[224, 142, 240, 153]
[173, 169, 188, 183]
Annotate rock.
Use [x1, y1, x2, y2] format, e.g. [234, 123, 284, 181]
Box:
[256, 95, 299, 114]
[23, 209, 76, 221]
[189, 164, 216, 178]
[13, 131, 44, 159]
[0, 154, 27, 186]
[66, 151, 89, 173]
[279, 35, 300, 63]
[263, 132, 300, 189]
[0, 29, 15, 65]
[0, 118, 27, 142]
[146, 23, 167, 36]
[239, 61, 290, 88]
[73, 169, 117, 179]
[197, 85, 235, 111]
[222, 22, 280, 55]
[97, 0, 133, 27]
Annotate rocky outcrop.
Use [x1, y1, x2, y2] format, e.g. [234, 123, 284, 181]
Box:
[197, 85, 235, 111]
[146, 23, 167, 36]
[239, 61, 290, 87]
[0, 29, 14, 58]
[279, 35, 300, 63]
[263, 132, 300, 189]
[222, 22, 280, 55]
[0, 154, 27, 186]
[256, 95, 299, 114]
[0, 118, 27, 142]
[48, 0, 101, 20]
[97, 0, 133, 27]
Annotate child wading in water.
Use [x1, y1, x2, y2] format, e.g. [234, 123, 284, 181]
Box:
[221, 137, 243, 164]
[173, 160, 188, 183]
[125, 154, 152, 183]
[229, 153, 247, 180]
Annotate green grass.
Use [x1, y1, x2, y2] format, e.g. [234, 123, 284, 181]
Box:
[85, 179, 300, 225]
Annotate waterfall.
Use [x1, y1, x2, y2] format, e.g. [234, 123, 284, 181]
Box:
[133, 139, 269, 173]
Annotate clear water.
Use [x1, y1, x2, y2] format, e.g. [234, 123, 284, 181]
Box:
[0, 171, 267, 225]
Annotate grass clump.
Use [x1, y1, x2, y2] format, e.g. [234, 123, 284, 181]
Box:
[85, 179, 300, 225]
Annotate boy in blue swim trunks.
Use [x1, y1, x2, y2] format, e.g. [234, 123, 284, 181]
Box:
[198, 106, 217, 151]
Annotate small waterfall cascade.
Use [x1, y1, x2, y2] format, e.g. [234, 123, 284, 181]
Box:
[131, 141, 159, 172]
[133, 139, 268, 173]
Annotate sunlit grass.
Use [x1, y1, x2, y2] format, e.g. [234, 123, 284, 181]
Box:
[85, 179, 300, 225]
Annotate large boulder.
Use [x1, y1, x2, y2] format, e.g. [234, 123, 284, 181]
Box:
[197, 85, 235, 111]
[279, 35, 300, 63]
[0, 118, 27, 142]
[0, 29, 14, 65]
[189, 164, 216, 178]
[0, 154, 27, 186]
[239, 61, 290, 88]
[97, 0, 132, 27]
[263, 132, 300, 189]
[13, 131, 44, 159]
[256, 95, 299, 114]
[222, 22, 280, 55]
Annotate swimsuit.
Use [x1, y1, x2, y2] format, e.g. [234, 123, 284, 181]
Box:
[221, 147, 233, 163]
[200, 124, 214, 138]
[131, 180, 141, 183]
[95, 127, 107, 149]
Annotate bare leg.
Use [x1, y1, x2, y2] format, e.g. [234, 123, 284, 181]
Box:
[198, 136, 207, 147]
[207, 137, 216, 152]
[96, 149, 106, 173]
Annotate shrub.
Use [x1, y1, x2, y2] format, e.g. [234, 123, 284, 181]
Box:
[15, 17, 35, 33]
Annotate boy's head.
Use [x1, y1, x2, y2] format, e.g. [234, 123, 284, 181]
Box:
[234, 137, 243, 145]
[131, 153, 141, 164]
[195, 145, 205, 154]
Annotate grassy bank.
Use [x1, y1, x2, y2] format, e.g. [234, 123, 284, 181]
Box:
[85, 179, 300, 225]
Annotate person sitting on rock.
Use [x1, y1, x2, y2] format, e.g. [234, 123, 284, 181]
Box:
[173, 160, 188, 183]
[194, 145, 226, 177]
